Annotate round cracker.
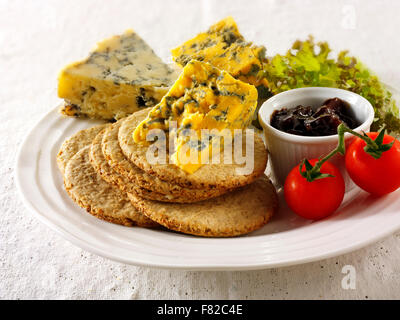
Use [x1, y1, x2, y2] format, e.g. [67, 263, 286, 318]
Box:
[128, 176, 278, 237]
[91, 129, 217, 203]
[57, 124, 108, 174]
[101, 118, 229, 202]
[64, 146, 157, 228]
[118, 109, 268, 189]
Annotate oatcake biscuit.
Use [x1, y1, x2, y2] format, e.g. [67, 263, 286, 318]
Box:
[101, 118, 229, 202]
[128, 176, 278, 237]
[57, 124, 108, 174]
[64, 146, 158, 227]
[91, 129, 220, 203]
[118, 109, 268, 189]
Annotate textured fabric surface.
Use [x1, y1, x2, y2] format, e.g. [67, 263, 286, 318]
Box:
[1, 0, 400, 299]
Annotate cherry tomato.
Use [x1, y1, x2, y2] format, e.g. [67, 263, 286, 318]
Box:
[284, 159, 345, 220]
[345, 132, 400, 195]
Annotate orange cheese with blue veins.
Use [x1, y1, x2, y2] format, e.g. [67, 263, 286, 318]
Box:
[133, 60, 258, 174]
[171, 17, 268, 89]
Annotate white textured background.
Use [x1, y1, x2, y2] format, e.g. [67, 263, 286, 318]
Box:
[1, 0, 400, 299]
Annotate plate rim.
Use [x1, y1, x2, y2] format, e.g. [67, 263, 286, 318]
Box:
[15, 101, 400, 271]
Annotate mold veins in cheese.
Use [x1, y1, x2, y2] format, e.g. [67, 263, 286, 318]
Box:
[133, 60, 258, 174]
[58, 30, 179, 120]
[171, 17, 268, 90]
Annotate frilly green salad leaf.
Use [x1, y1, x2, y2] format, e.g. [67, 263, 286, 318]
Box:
[263, 37, 400, 136]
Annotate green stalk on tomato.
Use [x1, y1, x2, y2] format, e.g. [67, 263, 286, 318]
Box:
[284, 124, 400, 220]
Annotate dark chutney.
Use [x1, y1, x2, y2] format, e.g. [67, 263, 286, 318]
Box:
[270, 98, 359, 136]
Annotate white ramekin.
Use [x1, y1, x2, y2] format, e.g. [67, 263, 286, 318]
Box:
[258, 87, 375, 189]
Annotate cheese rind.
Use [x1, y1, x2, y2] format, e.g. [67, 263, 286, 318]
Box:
[133, 60, 258, 174]
[171, 17, 268, 89]
[58, 30, 179, 120]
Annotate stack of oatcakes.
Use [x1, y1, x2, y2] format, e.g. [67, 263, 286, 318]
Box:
[57, 109, 278, 237]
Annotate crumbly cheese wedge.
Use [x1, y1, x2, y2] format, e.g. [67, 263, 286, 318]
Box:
[58, 30, 179, 120]
[171, 17, 268, 90]
[133, 60, 258, 174]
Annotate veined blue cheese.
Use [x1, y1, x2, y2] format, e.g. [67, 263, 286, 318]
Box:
[133, 60, 258, 174]
[58, 30, 179, 120]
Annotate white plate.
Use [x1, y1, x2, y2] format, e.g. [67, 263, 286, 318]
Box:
[16, 100, 400, 271]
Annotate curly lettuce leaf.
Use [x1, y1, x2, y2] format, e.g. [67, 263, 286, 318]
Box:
[263, 37, 400, 136]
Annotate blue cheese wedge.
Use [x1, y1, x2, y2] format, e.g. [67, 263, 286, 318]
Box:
[58, 30, 179, 120]
[171, 17, 268, 89]
[133, 60, 258, 174]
